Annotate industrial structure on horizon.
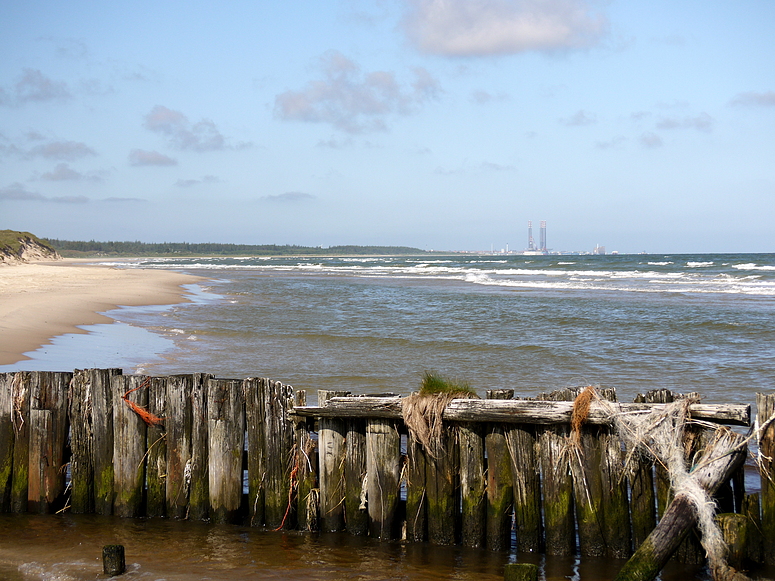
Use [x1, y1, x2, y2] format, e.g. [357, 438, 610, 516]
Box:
[524, 220, 548, 255]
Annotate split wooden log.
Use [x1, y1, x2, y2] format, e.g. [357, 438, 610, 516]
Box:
[318, 390, 349, 532]
[613, 427, 747, 581]
[294, 398, 750, 426]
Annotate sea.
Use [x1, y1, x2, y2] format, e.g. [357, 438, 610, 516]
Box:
[2, 252, 774, 580]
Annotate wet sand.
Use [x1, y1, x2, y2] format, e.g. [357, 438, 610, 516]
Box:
[0, 259, 201, 365]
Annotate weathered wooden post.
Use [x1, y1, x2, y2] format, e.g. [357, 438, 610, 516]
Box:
[207, 378, 244, 524]
[10, 371, 30, 513]
[506, 421, 542, 553]
[27, 371, 71, 513]
[538, 388, 576, 556]
[92, 368, 120, 515]
[756, 392, 775, 565]
[102, 545, 126, 576]
[504, 562, 539, 581]
[366, 416, 402, 540]
[112, 375, 148, 518]
[244, 376, 265, 526]
[263, 379, 296, 530]
[294, 390, 318, 531]
[344, 417, 368, 535]
[145, 376, 167, 518]
[318, 390, 349, 532]
[188, 373, 210, 521]
[426, 425, 459, 545]
[165, 374, 194, 519]
[460, 422, 486, 548]
[0, 373, 15, 512]
[486, 389, 514, 551]
[405, 434, 427, 542]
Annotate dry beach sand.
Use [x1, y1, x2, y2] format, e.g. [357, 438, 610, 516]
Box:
[0, 259, 200, 365]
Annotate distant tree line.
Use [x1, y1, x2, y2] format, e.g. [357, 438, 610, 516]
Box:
[43, 238, 428, 257]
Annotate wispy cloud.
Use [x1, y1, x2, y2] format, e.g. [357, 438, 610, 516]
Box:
[143, 105, 227, 152]
[639, 132, 663, 148]
[129, 149, 178, 167]
[27, 140, 96, 161]
[730, 91, 775, 107]
[39, 162, 103, 182]
[261, 192, 316, 202]
[274, 51, 440, 133]
[175, 175, 221, 187]
[0, 69, 71, 106]
[595, 135, 626, 150]
[470, 90, 509, 104]
[655, 112, 713, 132]
[561, 109, 597, 126]
[402, 0, 608, 56]
[0, 182, 89, 203]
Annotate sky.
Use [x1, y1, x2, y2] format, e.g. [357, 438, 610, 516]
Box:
[1, 0, 773, 254]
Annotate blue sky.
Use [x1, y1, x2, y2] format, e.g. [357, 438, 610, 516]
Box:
[1, 0, 773, 253]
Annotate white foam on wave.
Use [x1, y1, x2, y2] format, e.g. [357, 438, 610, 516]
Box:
[686, 261, 714, 268]
[733, 263, 775, 271]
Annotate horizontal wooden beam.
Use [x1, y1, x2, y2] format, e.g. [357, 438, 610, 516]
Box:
[292, 397, 750, 427]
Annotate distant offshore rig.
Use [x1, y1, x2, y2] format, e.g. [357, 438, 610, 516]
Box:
[489, 221, 609, 256]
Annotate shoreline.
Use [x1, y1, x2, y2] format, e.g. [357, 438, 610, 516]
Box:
[0, 259, 203, 366]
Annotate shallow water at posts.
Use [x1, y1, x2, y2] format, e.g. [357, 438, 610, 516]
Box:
[0, 513, 743, 581]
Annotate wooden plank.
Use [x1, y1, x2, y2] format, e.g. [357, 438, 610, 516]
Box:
[263, 379, 296, 530]
[538, 388, 576, 557]
[0, 373, 15, 512]
[426, 427, 459, 545]
[207, 378, 245, 524]
[294, 390, 318, 532]
[506, 423, 541, 553]
[344, 418, 368, 536]
[145, 376, 168, 518]
[405, 435, 427, 542]
[757, 392, 775, 566]
[165, 374, 194, 519]
[244, 377, 266, 526]
[26, 371, 71, 514]
[68, 369, 94, 514]
[91, 368, 121, 515]
[628, 448, 656, 553]
[188, 373, 210, 521]
[366, 418, 401, 540]
[112, 375, 148, 518]
[459, 423, 486, 548]
[10, 371, 30, 513]
[295, 398, 750, 426]
[485, 389, 513, 552]
[318, 390, 349, 532]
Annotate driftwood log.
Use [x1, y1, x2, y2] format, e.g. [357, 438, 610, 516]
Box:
[613, 428, 748, 581]
[293, 397, 751, 426]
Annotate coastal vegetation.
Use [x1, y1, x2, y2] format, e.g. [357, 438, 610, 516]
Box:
[43, 238, 428, 257]
[0, 230, 59, 263]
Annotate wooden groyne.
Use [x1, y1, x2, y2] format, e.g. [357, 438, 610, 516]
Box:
[1, 369, 773, 575]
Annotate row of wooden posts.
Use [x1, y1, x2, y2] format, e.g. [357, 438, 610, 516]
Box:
[1, 369, 774, 572]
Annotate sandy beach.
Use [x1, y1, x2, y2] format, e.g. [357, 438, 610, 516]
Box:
[0, 259, 201, 365]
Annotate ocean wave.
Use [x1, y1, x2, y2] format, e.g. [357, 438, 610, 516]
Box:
[733, 263, 775, 271]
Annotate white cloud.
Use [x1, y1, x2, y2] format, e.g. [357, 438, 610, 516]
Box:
[402, 0, 608, 56]
[129, 149, 178, 166]
[175, 175, 221, 187]
[274, 51, 440, 133]
[143, 105, 227, 151]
